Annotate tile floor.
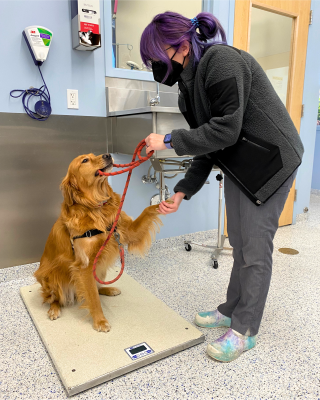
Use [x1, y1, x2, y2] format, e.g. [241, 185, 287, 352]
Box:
[1, 193, 319, 399]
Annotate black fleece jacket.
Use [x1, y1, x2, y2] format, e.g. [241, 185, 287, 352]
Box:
[171, 45, 304, 204]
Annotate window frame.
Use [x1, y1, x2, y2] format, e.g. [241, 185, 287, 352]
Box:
[103, 0, 234, 79]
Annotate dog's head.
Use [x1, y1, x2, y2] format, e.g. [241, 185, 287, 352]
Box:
[60, 153, 114, 207]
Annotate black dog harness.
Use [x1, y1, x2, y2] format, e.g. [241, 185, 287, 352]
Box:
[70, 224, 117, 252]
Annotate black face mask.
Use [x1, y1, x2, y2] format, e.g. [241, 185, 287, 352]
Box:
[152, 50, 185, 87]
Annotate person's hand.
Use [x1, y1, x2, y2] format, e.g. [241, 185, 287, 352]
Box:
[145, 133, 167, 154]
[157, 192, 185, 215]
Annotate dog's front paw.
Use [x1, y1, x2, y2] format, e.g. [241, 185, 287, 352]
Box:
[48, 302, 61, 320]
[164, 199, 174, 204]
[148, 200, 174, 212]
[93, 318, 111, 333]
[98, 287, 121, 296]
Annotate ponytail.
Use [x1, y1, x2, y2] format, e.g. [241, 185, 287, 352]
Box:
[189, 12, 227, 65]
[140, 11, 227, 73]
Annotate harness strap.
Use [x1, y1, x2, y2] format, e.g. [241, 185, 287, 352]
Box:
[73, 229, 104, 241]
[70, 224, 117, 252]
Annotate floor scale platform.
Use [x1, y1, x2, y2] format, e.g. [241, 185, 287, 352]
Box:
[20, 272, 205, 396]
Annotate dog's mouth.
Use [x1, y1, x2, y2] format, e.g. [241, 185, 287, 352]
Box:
[95, 161, 113, 177]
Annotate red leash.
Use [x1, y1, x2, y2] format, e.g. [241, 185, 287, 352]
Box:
[92, 140, 154, 285]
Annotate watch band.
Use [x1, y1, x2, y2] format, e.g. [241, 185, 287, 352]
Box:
[164, 133, 173, 149]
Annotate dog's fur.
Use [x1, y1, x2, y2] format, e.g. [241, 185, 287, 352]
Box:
[34, 153, 163, 332]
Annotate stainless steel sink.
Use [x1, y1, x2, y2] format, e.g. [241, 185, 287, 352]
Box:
[105, 78, 194, 203]
[107, 105, 180, 117]
[106, 86, 190, 158]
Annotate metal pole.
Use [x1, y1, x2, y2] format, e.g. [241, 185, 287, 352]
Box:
[217, 175, 223, 248]
[152, 112, 157, 134]
[160, 172, 166, 202]
[152, 112, 157, 159]
[116, 44, 119, 68]
[151, 112, 166, 201]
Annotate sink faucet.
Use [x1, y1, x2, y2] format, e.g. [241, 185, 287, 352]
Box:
[149, 82, 160, 106]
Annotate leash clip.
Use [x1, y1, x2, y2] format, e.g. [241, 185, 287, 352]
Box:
[113, 231, 123, 248]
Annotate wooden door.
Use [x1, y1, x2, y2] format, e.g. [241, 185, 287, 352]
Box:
[224, 0, 311, 236]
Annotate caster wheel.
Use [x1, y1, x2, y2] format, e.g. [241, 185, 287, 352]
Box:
[185, 244, 192, 252]
[213, 260, 218, 269]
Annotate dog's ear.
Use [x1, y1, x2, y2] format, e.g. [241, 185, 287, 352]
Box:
[60, 173, 79, 206]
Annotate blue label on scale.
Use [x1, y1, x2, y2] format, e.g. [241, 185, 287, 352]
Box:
[124, 342, 154, 360]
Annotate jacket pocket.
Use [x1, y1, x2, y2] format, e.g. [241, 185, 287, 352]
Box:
[215, 132, 283, 195]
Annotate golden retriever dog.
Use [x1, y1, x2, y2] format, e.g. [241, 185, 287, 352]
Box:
[34, 153, 164, 333]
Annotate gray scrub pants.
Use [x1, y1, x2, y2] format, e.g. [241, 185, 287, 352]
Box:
[218, 170, 297, 337]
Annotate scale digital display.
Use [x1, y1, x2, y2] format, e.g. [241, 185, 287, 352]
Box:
[124, 342, 154, 360]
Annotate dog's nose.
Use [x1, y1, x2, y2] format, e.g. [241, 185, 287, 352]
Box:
[102, 154, 111, 160]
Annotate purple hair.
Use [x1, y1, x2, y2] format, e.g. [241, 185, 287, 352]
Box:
[140, 11, 227, 82]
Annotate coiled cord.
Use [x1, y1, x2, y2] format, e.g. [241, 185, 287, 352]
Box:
[10, 65, 51, 121]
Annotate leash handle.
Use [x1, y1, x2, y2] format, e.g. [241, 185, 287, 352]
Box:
[92, 140, 153, 285]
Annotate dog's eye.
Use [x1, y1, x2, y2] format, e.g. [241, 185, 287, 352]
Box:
[82, 158, 89, 163]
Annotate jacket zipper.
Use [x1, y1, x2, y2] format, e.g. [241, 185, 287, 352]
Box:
[242, 137, 270, 152]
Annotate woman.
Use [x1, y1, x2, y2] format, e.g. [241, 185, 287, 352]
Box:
[141, 11, 303, 362]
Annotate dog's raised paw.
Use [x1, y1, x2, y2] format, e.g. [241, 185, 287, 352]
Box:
[146, 204, 161, 214]
[93, 318, 111, 333]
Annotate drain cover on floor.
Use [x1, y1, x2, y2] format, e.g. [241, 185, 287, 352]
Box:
[278, 248, 299, 255]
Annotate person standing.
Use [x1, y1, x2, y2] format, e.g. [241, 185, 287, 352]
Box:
[141, 11, 303, 362]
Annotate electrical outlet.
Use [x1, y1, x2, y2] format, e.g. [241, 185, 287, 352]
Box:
[67, 89, 79, 109]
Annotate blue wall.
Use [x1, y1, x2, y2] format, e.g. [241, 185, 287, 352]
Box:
[1, 0, 106, 118]
[205, 0, 235, 45]
[311, 126, 320, 190]
[1, 0, 319, 242]
[294, 0, 320, 216]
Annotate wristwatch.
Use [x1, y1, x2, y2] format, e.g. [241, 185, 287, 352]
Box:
[163, 133, 174, 149]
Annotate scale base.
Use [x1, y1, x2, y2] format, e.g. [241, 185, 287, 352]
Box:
[20, 272, 204, 396]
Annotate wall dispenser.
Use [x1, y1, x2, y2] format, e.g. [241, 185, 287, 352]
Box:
[23, 26, 53, 65]
[9, 26, 52, 121]
[71, 0, 101, 50]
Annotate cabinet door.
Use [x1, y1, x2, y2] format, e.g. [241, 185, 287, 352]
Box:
[224, 0, 310, 236]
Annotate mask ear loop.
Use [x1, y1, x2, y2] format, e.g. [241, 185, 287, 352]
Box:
[170, 47, 186, 67]
[170, 48, 178, 60]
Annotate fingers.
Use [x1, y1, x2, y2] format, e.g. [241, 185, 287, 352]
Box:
[157, 200, 177, 214]
[145, 134, 153, 154]
[145, 133, 167, 154]
[162, 200, 175, 209]
[145, 134, 153, 149]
